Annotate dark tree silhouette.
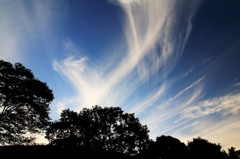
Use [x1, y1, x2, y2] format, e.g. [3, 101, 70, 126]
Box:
[187, 137, 228, 159]
[140, 135, 187, 159]
[228, 147, 240, 159]
[46, 105, 150, 156]
[0, 60, 54, 145]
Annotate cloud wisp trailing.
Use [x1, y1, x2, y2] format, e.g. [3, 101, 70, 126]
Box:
[1, 0, 239, 149]
[52, 0, 240, 150]
[54, 0, 202, 111]
[172, 93, 240, 150]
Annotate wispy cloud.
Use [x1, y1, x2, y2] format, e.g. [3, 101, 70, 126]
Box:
[176, 68, 195, 81]
[233, 81, 240, 88]
[54, 0, 202, 113]
[129, 84, 166, 115]
[52, 0, 237, 149]
[167, 77, 205, 105]
[53, 56, 111, 108]
[0, 1, 25, 62]
[170, 93, 240, 150]
[141, 77, 205, 136]
[0, 0, 67, 62]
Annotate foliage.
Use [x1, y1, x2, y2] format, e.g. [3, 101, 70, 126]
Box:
[228, 147, 240, 159]
[140, 135, 187, 159]
[1, 60, 239, 159]
[0, 137, 239, 159]
[0, 145, 133, 159]
[0, 60, 54, 145]
[187, 137, 228, 159]
[46, 105, 150, 155]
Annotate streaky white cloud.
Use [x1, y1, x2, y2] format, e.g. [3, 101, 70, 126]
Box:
[141, 77, 204, 137]
[129, 84, 166, 115]
[174, 115, 240, 151]
[167, 77, 205, 104]
[170, 93, 240, 150]
[53, 56, 111, 108]
[54, 0, 202, 115]
[182, 93, 240, 119]
[144, 92, 240, 152]
[107, 0, 201, 84]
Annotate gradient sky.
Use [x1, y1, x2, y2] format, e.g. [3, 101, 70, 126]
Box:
[1, 0, 240, 150]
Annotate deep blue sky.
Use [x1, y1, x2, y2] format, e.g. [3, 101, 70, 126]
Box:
[0, 0, 240, 150]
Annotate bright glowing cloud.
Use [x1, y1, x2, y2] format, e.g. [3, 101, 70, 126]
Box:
[54, 0, 202, 112]
[0, 0, 239, 151]
[53, 56, 111, 108]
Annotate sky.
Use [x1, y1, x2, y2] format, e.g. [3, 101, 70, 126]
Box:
[0, 0, 240, 150]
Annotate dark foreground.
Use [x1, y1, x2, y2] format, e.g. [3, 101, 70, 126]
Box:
[0, 145, 133, 159]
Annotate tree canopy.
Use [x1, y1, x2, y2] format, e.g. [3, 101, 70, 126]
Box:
[46, 105, 150, 155]
[140, 135, 187, 159]
[187, 137, 228, 159]
[1, 60, 239, 159]
[0, 60, 54, 145]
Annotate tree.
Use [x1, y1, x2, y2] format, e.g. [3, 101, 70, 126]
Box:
[141, 135, 187, 159]
[46, 105, 150, 156]
[228, 147, 240, 159]
[187, 137, 228, 159]
[154, 135, 187, 159]
[0, 60, 54, 145]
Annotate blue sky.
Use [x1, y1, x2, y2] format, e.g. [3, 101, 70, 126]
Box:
[1, 0, 240, 150]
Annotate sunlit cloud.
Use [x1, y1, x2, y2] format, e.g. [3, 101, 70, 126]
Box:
[1, 0, 239, 150]
[141, 77, 205, 136]
[142, 91, 240, 151]
[202, 118, 240, 151]
[170, 93, 240, 150]
[183, 93, 240, 119]
[53, 56, 111, 108]
[109, 0, 201, 82]
[54, 0, 202, 113]
[52, 1, 205, 148]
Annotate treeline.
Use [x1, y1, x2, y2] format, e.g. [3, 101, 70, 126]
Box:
[0, 136, 239, 159]
[0, 59, 239, 159]
[0, 145, 130, 159]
